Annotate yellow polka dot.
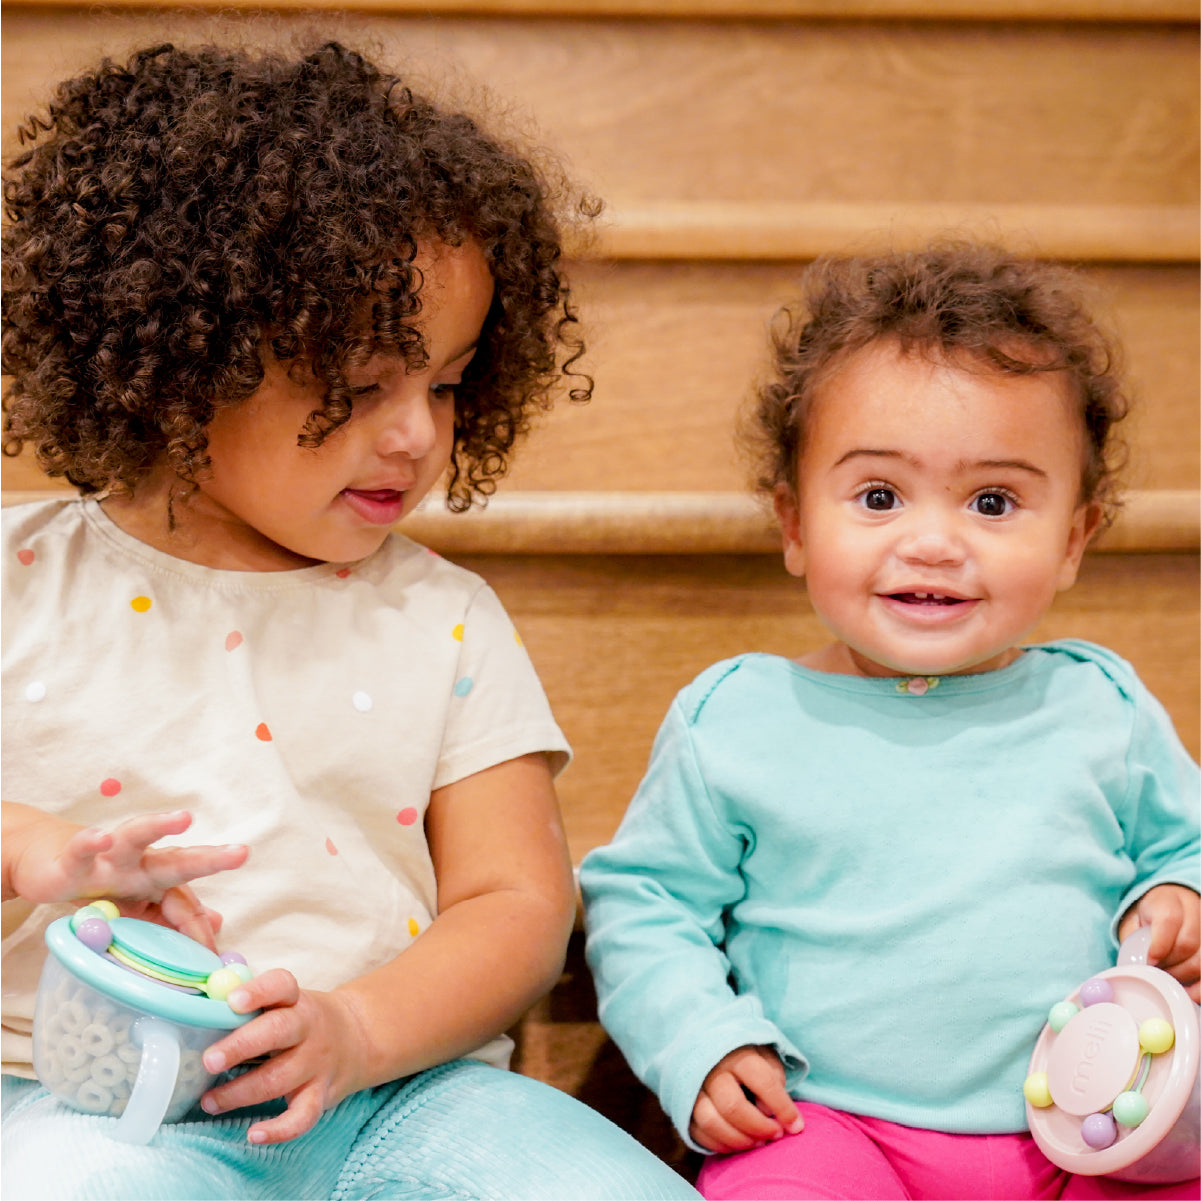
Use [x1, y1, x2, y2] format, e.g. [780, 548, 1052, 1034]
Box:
[452, 623, 464, 642]
[408, 918, 420, 937]
[130, 596, 152, 613]
[514, 630, 523, 646]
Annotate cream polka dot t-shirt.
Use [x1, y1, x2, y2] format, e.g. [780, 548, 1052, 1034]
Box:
[1, 499, 570, 1077]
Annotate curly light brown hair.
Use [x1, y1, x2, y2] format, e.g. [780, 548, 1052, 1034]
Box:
[747, 242, 1130, 526]
[2, 41, 597, 509]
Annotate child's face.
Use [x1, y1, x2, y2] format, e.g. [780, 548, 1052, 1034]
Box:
[192, 242, 494, 569]
[775, 339, 1100, 678]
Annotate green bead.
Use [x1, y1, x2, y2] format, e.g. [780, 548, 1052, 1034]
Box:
[1112, 1091, 1150, 1127]
[1048, 1001, 1079, 1032]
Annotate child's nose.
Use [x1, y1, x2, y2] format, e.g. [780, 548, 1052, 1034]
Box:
[896, 513, 966, 567]
[374, 393, 438, 459]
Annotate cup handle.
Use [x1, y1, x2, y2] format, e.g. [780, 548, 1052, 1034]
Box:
[113, 1016, 181, 1144]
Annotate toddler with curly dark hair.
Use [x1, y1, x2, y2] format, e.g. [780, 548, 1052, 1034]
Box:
[0, 40, 700, 1201]
[581, 243, 1199, 1200]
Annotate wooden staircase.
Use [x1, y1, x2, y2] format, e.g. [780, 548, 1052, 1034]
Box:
[4, 1, 1196, 1172]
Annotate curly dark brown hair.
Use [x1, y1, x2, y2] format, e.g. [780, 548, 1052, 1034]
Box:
[2, 41, 597, 510]
[747, 242, 1130, 526]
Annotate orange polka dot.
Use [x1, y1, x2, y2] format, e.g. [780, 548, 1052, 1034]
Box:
[255, 723, 272, 741]
[17, 549, 34, 566]
[99, 778, 122, 797]
[325, 838, 338, 855]
[130, 596, 152, 613]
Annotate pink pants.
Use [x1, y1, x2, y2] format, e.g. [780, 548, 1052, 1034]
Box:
[697, 1103, 1201, 1201]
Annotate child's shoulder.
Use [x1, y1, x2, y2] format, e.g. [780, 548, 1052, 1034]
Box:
[1028, 638, 1144, 702]
[674, 653, 793, 724]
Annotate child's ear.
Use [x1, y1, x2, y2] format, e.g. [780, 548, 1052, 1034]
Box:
[1056, 500, 1104, 592]
[773, 484, 806, 579]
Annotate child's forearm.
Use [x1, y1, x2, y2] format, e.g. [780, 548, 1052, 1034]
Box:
[334, 882, 572, 1091]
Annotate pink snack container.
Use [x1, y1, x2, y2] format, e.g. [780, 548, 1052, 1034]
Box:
[1023, 927, 1200, 1184]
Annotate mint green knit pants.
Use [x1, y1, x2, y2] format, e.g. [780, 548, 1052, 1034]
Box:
[2, 1060, 699, 1199]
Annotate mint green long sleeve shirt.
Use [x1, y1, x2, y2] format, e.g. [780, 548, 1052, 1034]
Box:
[580, 641, 1200, 1148]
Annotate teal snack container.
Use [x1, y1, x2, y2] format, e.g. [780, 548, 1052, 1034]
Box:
[33, 908, 258, 1145]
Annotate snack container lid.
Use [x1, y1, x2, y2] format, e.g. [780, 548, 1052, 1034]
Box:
[44, 915, 256, 1029]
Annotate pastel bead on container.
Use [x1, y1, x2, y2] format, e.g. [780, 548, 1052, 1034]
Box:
[1048, 1001, 1079, 1033]
[1112, 1091, 1151, 1128]
[1081, 1112, 1118, 1150]
[1139, 1020, 1175, 1055]
[1078, 977, 1114, 1007]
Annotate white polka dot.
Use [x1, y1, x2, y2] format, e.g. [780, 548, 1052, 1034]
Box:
[25, 681, 46, 703]
[352, 691, 373, 713]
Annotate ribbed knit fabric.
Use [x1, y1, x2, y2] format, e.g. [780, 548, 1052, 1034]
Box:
[3, 1062, 701, 1199]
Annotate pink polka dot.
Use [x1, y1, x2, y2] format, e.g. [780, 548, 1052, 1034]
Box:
[335, 568, 351, 579]
[225, 631, 243, 652]
[255, 723, 272, 742]
[396, 807, 419, 826]
[17, 549, 34, 566]
[325, 838, 338, 855]
[99, 778, 122, 797]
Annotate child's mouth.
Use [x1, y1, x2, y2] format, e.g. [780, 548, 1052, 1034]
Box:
[341, 488, 405, 525]
[890, 592, 966, 606]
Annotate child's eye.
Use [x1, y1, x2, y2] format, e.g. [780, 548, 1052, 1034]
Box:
[970, 490, 1017, 517]
[857, 486, 899, 512]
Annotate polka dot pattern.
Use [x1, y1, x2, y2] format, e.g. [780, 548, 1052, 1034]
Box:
[452, 623, 464, 642]
[25, 681, 46, 703]
[453, 677, 474, 698]
[99, 779, 122, 797]
[255, 723, 272, 742]
[225, 631, 243, 652]
[130, 596, 152, 613]
[396, 808, 419, 826]
[325, 838, 338, 856]
[17, 549, 35, 566]
[352, 691, 373, 713]
[408, 918, 420, 937]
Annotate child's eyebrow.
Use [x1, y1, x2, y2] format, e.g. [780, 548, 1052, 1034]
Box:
[833, 448, 1049, 479]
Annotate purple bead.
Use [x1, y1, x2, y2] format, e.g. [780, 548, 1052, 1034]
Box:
[74, 917, 112, 953]
[1081, 1112, 1117, 1150]
[219, 950, 248, 967]
[1078, 977, 1114, 1007]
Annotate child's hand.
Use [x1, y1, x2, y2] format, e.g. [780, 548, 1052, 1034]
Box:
[689, 1044, 803, 1154]
[1119, 883, 1200, 1002]
[198, 970, 367, 1144]
[3, 804, 248, 950]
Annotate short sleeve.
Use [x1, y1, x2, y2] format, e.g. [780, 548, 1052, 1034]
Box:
[432, 583, 570, 790]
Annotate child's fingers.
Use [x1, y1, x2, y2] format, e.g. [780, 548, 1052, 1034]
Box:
[689, 1095, 763, 1154]
[703, 1073, 783, 1145]
[146, 841, 249, 891]
[106, 811, 195, 865]
[246, 1082, 325, 1145]
[734, 1052, 801, 1132]
[157, 885, 222, 950]
[202, 970, 302, 1074]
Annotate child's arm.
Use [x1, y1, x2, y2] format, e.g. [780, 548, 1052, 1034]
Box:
[1, 802, 248, 950]
[690, 1045, 804, 1154]
[1118, 882, 1200, 1002]
[196, 752, 575, 1145]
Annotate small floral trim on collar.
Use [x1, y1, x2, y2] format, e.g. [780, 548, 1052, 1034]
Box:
[896, 676, 940, 695]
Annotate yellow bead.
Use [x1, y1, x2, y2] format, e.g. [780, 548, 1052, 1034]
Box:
[204, 967, 243, 1002]
[1023, 1072, 1054, 1108]
[90, 900, 121, 920]
[1139, 1019, 1175, 1055]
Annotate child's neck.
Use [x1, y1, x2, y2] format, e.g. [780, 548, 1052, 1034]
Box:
[799, 642, 1023, 679]
[99, 471, 320, 572]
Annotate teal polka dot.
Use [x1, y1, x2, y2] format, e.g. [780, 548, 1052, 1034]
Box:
[453, 677, 474, 698]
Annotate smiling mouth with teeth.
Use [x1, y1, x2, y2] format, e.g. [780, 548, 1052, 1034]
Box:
[890, 592, 967, 605]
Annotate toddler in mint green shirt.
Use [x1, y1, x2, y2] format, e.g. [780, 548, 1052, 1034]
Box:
[581, 242, 1199, 1201]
